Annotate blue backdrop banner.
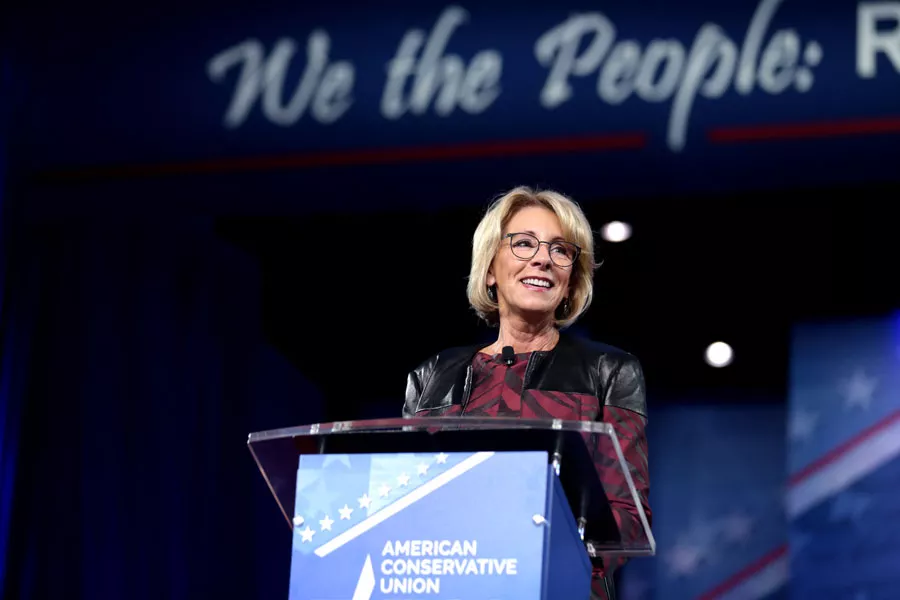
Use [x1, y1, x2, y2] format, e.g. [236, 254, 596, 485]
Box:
[786, 313, 900, 599]
[618, 404, 787, 600]
[10, 0, 900, 209]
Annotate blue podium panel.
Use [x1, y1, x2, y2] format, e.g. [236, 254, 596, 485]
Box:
[288, 450, 588, 600]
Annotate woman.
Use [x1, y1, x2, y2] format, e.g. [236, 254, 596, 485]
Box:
[402, 186, 650, 600]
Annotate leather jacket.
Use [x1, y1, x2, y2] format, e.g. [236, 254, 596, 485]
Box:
[402, 333, 647, 419]
[402, 332, 649, 600]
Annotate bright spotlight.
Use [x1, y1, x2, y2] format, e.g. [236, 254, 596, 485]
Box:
[705, 342, 734, 368]
[601, 221, 632, 243]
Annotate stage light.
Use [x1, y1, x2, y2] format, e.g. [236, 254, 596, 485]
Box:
[705, 341, 733, 367]
[601, 221, 632, 243]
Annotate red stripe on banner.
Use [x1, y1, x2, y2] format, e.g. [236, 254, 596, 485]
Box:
[697, 545, 788, 600]
[788, 408, 900, 486]
[35, 132, 648, 181]
[708, 116, 900, 143]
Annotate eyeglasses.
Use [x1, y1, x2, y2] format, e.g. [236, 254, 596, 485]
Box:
[504, 232, 581, 267]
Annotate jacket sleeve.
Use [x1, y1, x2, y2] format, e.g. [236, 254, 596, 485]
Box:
[402, 370, 423, 417]
[402, 356, 437, 417]
[592, 355, 652, 585]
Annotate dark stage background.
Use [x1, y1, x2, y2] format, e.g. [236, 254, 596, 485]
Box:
[0, 183, 897, 599]
[3, 0, 900, 597]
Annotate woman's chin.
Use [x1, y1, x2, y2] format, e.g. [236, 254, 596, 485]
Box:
[509, 303, 556, 321]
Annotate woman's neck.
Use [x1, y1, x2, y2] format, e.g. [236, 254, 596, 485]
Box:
[488, 317, 560, 355]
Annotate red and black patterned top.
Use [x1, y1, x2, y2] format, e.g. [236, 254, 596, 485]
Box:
[442, 351, 651, 600]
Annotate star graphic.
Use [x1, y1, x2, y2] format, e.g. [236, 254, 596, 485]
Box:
[789, 408, 819, 442]
[292, 515, 304, 527]
[791, 531, 814, 554]
[830, 491, 872, 523]
[301, 478, 340, 519]
[322, 454, 352, 469]
[319, 515, 334, 531]
[300, 526, 315, 543]
[622, 577, 652, 600]
[358, 493, 372, 509]
[338, 504, 353, 520]
[397, 473, 410, 487]
[379, 483, 392, 498]
[840, 369, 878, 411]
[665, 540, 704, 577]
[720, 512, 753, 543]
[417, 462, 430, 476]
[436, 453, 449, 464]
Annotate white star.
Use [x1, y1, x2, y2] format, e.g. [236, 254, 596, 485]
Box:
[338, 504, 353, 520]
[622, 577, 652, 600]
[665, 541, 704, 577]
[720, 512, 753, 543]
[319, 515, 334, 531]
[292, 515, 304, 527]
[830, 491, 872, 523]
[417, 462, 430, 476]
[435, 453, 449, 464]
[789, 408, 819, 442]
[379, 483, 392, 498]
[840, 369, 878, 411]
[358, 493, 372, 509]
[397, 473, 410, 487]
[322, 454, 352, 469]
[791, 531, 814, 554]
[300, 526, 315, 543]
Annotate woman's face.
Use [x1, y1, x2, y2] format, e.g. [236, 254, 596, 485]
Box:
[487, 206, 575, 322]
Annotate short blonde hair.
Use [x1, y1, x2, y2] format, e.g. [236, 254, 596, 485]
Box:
[467, 186, 597, 328]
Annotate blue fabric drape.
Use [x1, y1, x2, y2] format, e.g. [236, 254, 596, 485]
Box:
[2, 218, 323, 599]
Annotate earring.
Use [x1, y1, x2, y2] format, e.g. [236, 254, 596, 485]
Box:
[557, 298, 571, 319]
[487, 285, 497, 302]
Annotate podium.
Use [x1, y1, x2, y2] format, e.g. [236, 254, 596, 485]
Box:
[248, 416, 655, 600]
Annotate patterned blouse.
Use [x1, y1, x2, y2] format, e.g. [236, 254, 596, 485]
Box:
[441, 351, 651, 600]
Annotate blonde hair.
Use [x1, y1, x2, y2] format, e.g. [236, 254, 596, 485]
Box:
[467, 186, 597, 329]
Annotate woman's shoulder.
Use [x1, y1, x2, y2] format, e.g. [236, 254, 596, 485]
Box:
[559, 334, 647, 416]
[559, 332, 641, 365]
[407, 342, 484, 377]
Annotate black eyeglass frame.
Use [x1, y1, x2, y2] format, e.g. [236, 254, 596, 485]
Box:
[503, 232, 582, 267]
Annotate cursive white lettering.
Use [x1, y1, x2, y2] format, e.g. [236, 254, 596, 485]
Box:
[635, 39, 686, 102]
[669, 25, 738, 151]
[381, 6, 502, 119]
[534, 14, 616, 108]
[534, 0, 823, 151]
[204, 0, 839, 152]
[206, 31, 354, 128]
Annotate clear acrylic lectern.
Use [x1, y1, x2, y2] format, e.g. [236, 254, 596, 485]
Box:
[248, 416, 655, 599]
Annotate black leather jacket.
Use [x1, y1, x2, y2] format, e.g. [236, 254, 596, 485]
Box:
[403, 333, 647, 419]
[401, 332, 649, 600]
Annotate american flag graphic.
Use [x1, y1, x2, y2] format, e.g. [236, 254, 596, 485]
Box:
[291, 451, 477, 554]
[620, 312, 900, 600]
[618, 405, 788, 600]
[787, 313, 900, 599]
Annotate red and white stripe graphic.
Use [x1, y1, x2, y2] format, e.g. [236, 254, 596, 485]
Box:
[699, 408, 900, 599]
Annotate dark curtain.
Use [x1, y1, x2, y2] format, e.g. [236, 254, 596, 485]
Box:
[2, 217, 323, 600]
[0, 52, 21, 594]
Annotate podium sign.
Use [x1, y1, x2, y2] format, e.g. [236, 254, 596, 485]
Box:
[289, 450, 589, 599]
[249, 416, 654, 600]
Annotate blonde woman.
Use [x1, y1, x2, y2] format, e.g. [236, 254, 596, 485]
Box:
[402, 186, 651, 600]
